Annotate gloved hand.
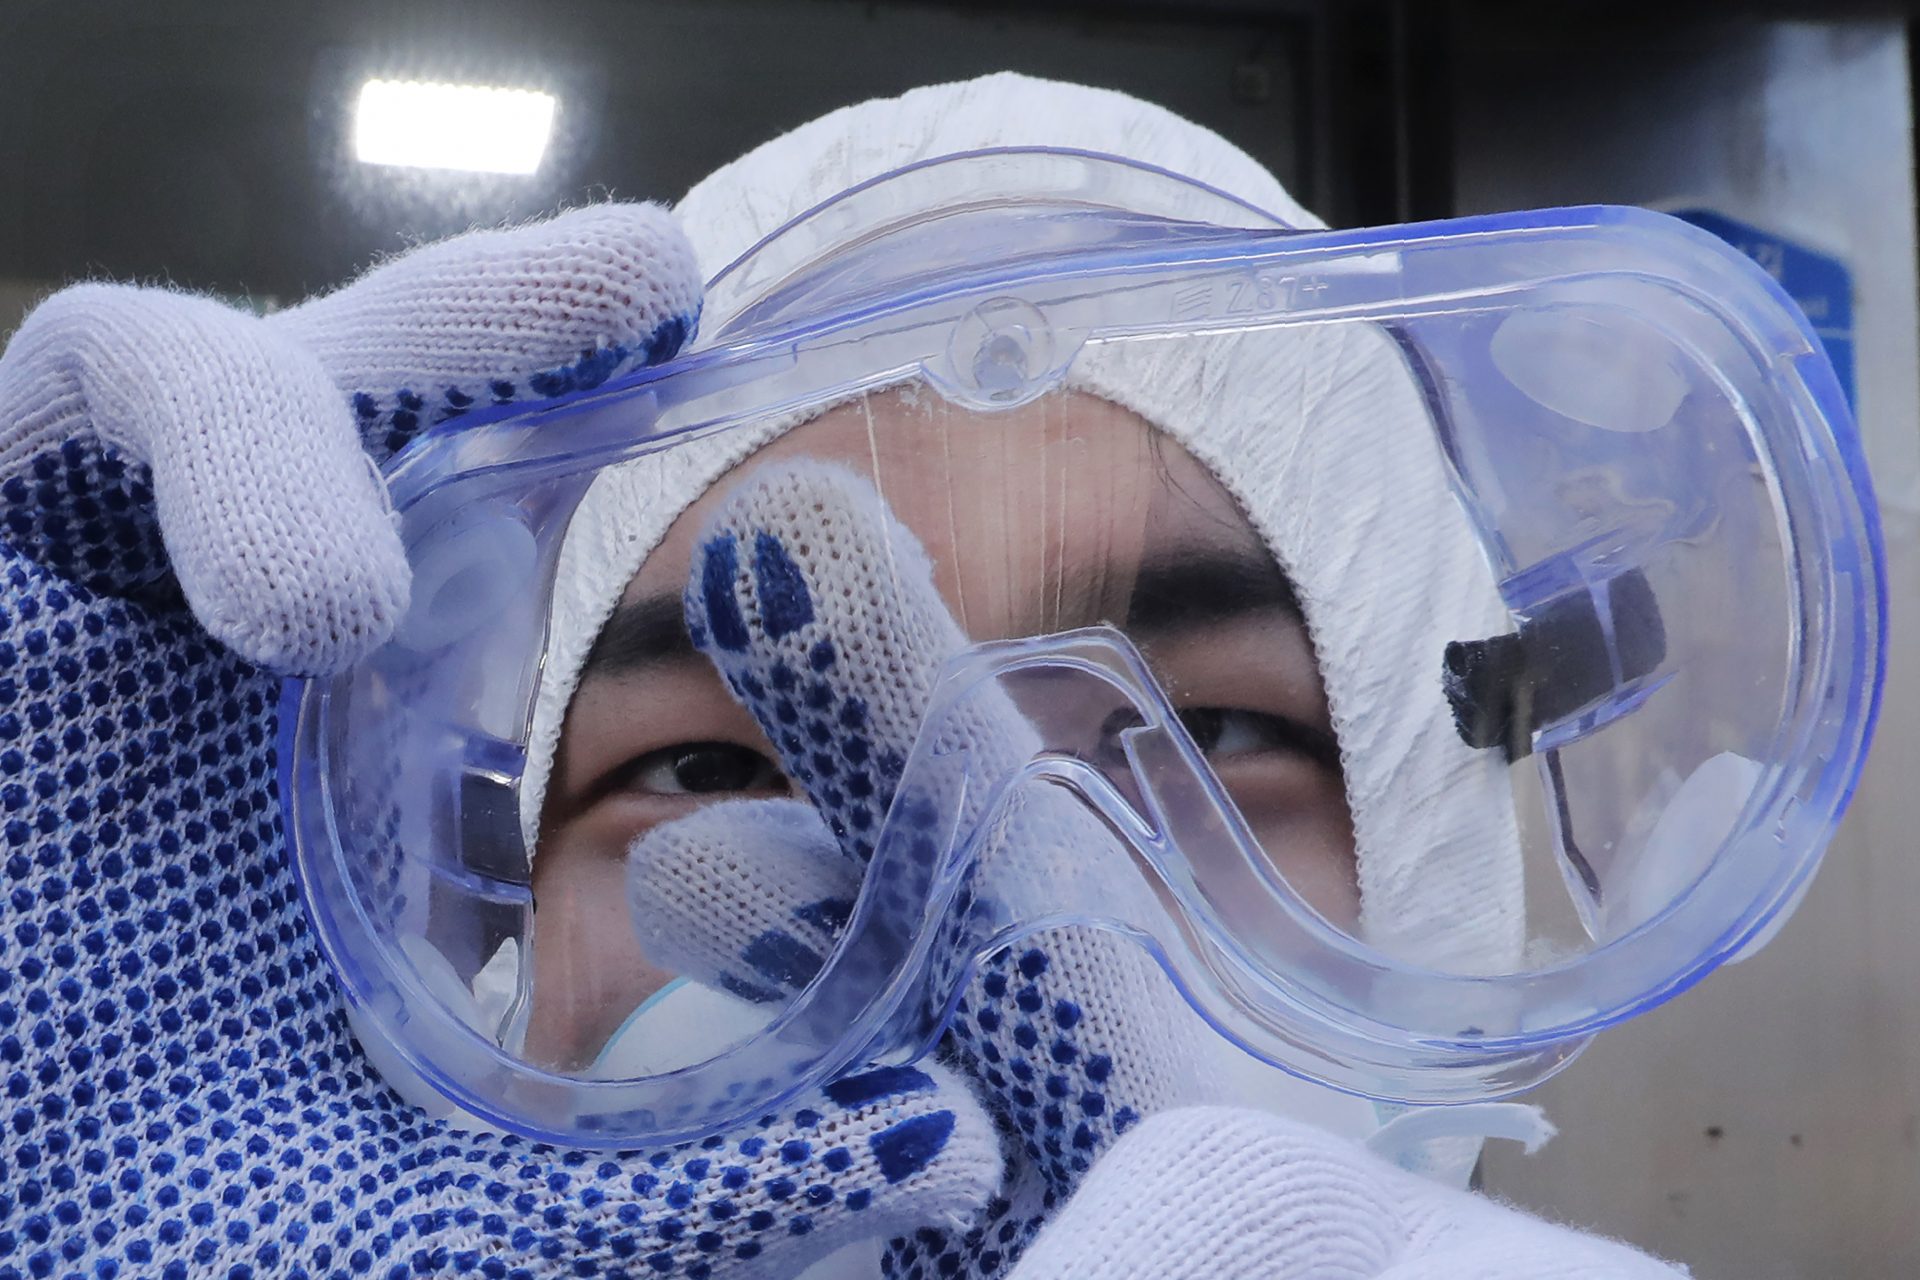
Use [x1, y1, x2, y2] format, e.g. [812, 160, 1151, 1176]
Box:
[0, 207, 1002, 1280]
[648, 457, 1228, 1276]
[1008, 1106, 1687, 1280]
[632, 458, 1689, 1279]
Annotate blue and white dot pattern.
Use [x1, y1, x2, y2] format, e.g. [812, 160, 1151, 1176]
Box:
[0, 437, 167, 603]
[347, 317, 695, 463]
[0, 335, 1003, 1280]
[679, 461, 1211, 1280]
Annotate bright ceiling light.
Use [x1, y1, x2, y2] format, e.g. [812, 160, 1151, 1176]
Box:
[353, 79, 556, 175]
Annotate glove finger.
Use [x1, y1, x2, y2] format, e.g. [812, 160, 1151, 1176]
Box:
[678, 456, 1167, 918]
[267, 202, 701, 458]
[0, 284, 408, 674]
[0, 206, 699, 674]
[628, 797, 860, 1004]
[681, 458, 1223, 1233]
[1004, 1106, 1405, 1280]
[680, 457, 1039, 865]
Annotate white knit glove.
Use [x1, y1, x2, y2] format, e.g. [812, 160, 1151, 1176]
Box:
[1006, 1106, 1685, 1280]
[632, 458, 1689, 1280]
[0, 208, 1009, 1280]
[0, 204, 702, 675]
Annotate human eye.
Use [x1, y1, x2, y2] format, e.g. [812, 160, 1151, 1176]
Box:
[1096, 706, 1340, 775]
[1174, 708, 1341, 772]
[614, 741, 789, 797]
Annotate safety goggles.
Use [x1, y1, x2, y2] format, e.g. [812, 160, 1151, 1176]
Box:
[281, 150, 1884, 1147]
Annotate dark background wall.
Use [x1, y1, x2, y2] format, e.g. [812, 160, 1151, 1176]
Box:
[0, 0, 1423, 301]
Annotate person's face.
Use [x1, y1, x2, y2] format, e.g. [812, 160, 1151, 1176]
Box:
[525, 387, 1356, 1071]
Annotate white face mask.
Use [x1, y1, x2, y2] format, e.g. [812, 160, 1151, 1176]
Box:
[591, 980, 779, 1081]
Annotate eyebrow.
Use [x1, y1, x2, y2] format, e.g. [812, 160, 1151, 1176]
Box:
[1123, 546, 1304, 635]
[579, 591, 695, 679]
[577, 544, 1302, 681]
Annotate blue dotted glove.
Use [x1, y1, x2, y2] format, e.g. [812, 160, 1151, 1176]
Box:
[0, 208, 1001, 1280]
[639, 459, 1229, 1279]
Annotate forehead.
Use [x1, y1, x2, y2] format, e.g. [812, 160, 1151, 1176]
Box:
[629, 385, 1269, 601]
